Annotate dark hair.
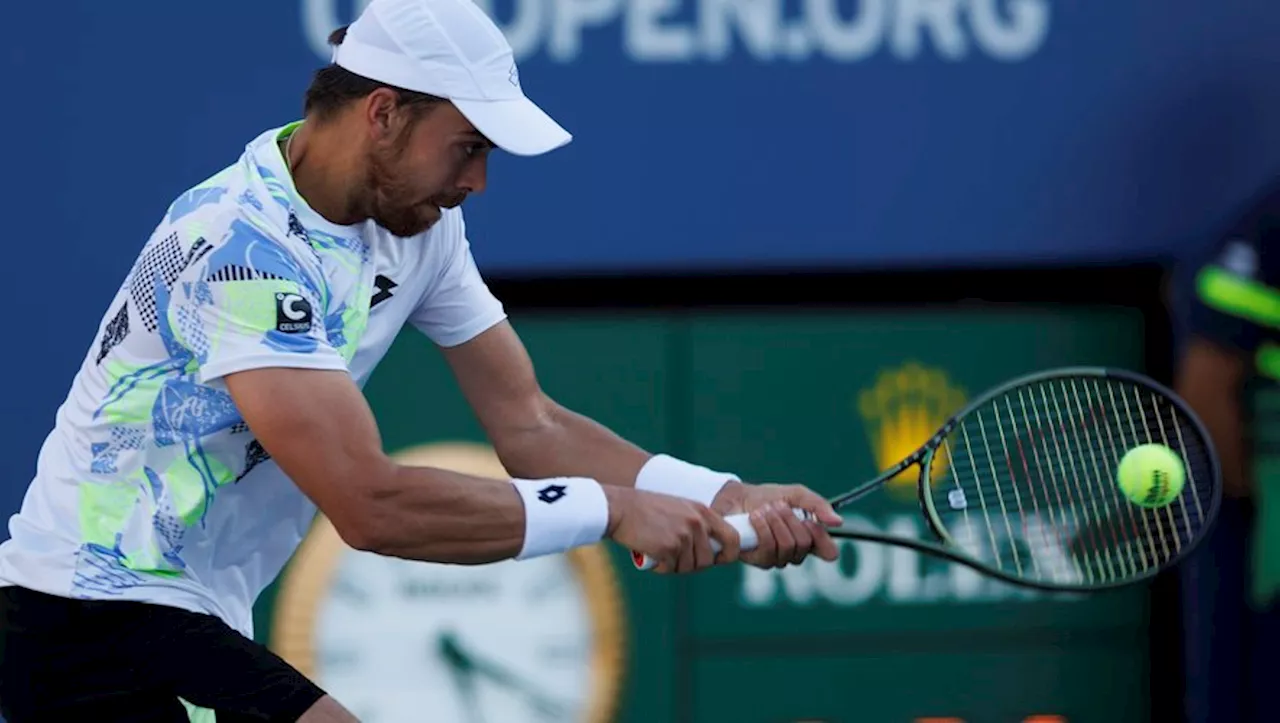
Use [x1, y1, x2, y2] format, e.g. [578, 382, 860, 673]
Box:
[303, 26, 446, 120]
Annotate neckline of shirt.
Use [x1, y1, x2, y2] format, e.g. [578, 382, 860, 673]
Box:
[266, 120, 369, 241]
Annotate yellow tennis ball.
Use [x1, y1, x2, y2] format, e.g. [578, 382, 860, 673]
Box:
[1117, 443, 1185, 508]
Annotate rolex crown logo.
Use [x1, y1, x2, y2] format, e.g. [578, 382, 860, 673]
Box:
[857, 363, 968, 500]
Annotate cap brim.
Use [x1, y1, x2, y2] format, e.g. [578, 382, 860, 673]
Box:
[451, 95, 572, 157]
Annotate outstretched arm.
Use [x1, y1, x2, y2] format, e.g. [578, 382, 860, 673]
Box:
[410, 216, 835, 567]
[226, 365, 742, 572]
[441, 321, 842, 567]
[165, 216, 734, 572]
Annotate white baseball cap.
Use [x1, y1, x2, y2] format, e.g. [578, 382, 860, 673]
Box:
[333, 0, 572, 156]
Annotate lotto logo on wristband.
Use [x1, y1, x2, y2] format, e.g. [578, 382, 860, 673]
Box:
[537, 484, 567, 504]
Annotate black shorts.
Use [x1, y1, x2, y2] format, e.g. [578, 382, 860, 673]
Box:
[0, 586, 327, 722]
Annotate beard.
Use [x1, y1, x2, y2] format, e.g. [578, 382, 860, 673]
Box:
[366, 147, 446, 238]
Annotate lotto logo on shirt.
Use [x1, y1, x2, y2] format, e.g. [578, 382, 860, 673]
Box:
[275, 293, 313, 334]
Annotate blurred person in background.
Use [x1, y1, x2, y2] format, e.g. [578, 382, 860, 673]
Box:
[1173, 178, 1280, 723]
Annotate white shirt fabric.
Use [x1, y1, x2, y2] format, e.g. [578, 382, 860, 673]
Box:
[0, 122, 507, 638]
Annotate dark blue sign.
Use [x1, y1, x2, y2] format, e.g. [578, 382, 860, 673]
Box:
[9, 1, 1280, 278]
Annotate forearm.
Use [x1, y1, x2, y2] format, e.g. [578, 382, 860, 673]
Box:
[445, 326, 734, 501]
[492, 399, 740, 507]
[493, 402, 652, 488]
[357, 464, 608, 564]
[357, 466, 524, 562]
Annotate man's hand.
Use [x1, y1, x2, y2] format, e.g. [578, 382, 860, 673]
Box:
[603, 486, 742, 574]
[710, 482, 842, 568]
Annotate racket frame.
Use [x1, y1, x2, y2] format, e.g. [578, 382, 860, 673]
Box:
[820, 366, 1223, 592]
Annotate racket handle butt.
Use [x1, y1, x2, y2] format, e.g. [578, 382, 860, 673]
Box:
[631, 508, 814, 571]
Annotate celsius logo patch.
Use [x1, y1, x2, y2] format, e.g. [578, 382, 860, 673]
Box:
[275, 292, 313, 334]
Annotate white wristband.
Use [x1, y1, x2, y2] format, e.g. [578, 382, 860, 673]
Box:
[634, 454, 738, 507]
[510, 477, 609, 560]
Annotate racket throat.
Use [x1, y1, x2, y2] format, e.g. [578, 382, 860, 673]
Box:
[832, 452, 930, 508]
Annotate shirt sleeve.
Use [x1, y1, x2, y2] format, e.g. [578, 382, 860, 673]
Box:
[164, 217, 349, 384]
[408, 210, 508, 348]
[1176, 185, 1280, 357]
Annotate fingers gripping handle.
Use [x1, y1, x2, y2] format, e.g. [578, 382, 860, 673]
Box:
[630, 508, 815, 571]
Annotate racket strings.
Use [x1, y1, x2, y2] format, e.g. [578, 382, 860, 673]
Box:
[929, 376, 1214, 587]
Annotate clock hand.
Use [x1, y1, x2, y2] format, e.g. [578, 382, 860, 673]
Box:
[476, 659, 569, 720]
[437, 631, 486, 723]
[438, 630, 477, 674]
[437, 631, 572, 718]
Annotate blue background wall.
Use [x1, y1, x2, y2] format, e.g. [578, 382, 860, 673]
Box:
[3, 0, 1280, 525]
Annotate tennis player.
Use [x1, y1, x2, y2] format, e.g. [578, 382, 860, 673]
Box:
[0, 0, 840, 719]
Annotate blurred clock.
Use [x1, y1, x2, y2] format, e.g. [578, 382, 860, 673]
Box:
[271, 442, 628, 723]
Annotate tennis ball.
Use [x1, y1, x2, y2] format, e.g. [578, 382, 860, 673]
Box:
[1116, 444, 1185, 508]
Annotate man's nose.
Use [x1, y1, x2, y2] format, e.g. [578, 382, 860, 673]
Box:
[458, 156, 488, 195]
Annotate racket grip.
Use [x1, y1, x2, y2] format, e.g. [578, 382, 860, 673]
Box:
[630, 508, 814, 571]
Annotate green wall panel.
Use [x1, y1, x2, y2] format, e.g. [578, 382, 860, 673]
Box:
[682, 307, 1149, 722]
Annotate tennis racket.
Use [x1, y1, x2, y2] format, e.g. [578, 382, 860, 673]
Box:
[633, 367, 1222, 592]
